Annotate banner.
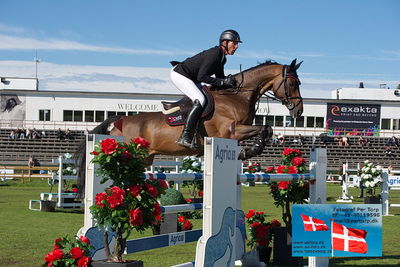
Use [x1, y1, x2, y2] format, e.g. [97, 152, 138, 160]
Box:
[326, 103, 381, 131]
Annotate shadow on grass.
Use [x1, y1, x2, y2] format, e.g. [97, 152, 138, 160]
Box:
[330, 255, 400, 266]
[55, 208, 84, 214]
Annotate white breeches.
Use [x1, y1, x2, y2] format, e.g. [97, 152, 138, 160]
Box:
[170, 68, 206, 107]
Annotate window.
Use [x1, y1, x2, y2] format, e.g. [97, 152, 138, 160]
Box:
[39, 109, 51, 121]
[275, 116, 284, 127]
[285, 116, 294, 127]
[117, 111, 127, 116]
[95, 111, 105, 122]
[381, 118, 390, 130]
[74, 111, 83, 122]
[295, 116, 304, 127]
[128, 111, 138, 116]
[254, 115, 264, 125]
[107, 111, 117, 118]
[85, 111, 94, 122]
[266, 115, 274, 126]
[316, 117, 324, 128]
[393, 119, 400, 130]
[306, 117, 314, 127]
[63, 110, 73, 121]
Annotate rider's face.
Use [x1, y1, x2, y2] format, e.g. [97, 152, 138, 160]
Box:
[223, 41, 239, 55]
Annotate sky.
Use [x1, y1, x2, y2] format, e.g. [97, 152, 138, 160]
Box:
[0, 0, 399, 98]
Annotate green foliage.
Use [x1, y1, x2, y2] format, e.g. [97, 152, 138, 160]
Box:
[181, 156, 204, 198]
[159, 188, 186, 206]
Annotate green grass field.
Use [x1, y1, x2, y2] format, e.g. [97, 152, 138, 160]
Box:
[0, 179, 399, 266]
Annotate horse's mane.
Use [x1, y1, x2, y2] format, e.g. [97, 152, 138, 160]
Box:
[236, 60, 281, 75]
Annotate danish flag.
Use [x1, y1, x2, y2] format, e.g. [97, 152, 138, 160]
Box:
[332, 222, 368, 254]
[300, 214, 328, 231]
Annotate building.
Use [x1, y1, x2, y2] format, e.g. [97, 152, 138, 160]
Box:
[1, 77, 400, 137]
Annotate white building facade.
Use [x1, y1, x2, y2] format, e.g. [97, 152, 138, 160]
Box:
[1, 77, 400, 137]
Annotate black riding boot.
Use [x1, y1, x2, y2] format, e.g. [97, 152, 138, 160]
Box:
[177, 99, 203, 149]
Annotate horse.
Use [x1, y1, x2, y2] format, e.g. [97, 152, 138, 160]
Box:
[76, 59, 303, 190]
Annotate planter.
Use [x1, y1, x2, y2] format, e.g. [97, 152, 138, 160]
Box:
[273, 227, 302, 266]
[257, 246, 272, 264]
[91, 260, 143, 267]
[364, 196, 380, 204]
[40, 200, 56, 212]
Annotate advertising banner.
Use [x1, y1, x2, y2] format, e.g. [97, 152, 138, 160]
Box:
[292, 204, 382, 257]
[326, 103, 381, 131]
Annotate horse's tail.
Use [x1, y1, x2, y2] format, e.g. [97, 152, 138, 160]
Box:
[74, 116, 122, 196]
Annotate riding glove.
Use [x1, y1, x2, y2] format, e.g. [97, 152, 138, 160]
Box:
[221, 75, 237, 88]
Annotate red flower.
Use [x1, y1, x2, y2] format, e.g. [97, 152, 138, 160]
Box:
[79, 235, 90, 245]
[72, 188, 79, 193]
[158, 179, 169, 188]
[251, 222, 261, 228]
[198, 190, 203, 197]
[255, 224, 269, 238]
[128, 185, 142, 198]
[264, 167, 275, 173]
[144, 183, 158, 198]
[95, 192, 107, 207]
[256, 211, 264, 216]
[106, 187, 125, 208]
[271, 219, 281, 227]
[121, 150, 133, 160]
[183, 219, 193, 230]
[276, 165, 287, 174]
[246, 209, 256, 219]
[45, 249, 64, 263]
[133, 136, 150, 148]
[100, 138, 119, 155]
[54, 237, 62, 249]
[78, 256, 91, 267]
[287, 166, 298, 174]
[129, 208, 143, 226]
[178, 215, 185, 223]
[292, 157, 306, 167]
[153, 203, 161, 218]
[185, 198, 193, 203]
[90, 150, 99, 155]
[277, 181, 290, 190]
[69, 247, 84, 259]
[282, 148, 302, 156]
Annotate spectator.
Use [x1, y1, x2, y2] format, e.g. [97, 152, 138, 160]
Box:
[65, 128, 74, 140]
[388, 136, 399, 148]
[31, 128, 40, 139]
[26, 128, 32, 139]
[41, 130, 46, 137]
[9, 129, 16, 139]
[277, 133, 285, 145]
[385, 145, 395, 158]
[311, 133, 316, 145]
[28, 156, 34, 175]
[271, 134, 278, 145]
[293, 134, 304, 145]
[358, 136, 369, 146]
[19, 128, 26, 139]
[341, 135, 349, 146]
[56, 128, 64, 140]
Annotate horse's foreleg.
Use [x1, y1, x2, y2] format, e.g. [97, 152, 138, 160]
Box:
[232, 124, 273, 160]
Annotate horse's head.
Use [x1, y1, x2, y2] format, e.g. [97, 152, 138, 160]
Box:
[269, 59, 303, 118]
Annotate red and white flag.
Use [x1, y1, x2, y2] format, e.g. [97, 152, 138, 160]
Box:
[301, 214, 328, 231]
[332, 222, 368, 254]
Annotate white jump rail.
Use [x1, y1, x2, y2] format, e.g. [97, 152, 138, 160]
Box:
[382, 170, 400, 216]
[80, 134, 328, 267]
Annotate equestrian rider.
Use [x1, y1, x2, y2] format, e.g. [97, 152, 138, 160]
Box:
[170, 29, 241, 149]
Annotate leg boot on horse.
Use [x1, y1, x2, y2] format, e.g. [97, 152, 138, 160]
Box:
[177, 99, 203, 150]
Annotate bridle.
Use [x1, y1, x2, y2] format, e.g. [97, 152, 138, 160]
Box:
[269, 65, 302, 110]
[216, 64, 302, 111]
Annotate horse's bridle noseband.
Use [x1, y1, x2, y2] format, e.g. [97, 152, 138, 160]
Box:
[272, 65, 302, 110]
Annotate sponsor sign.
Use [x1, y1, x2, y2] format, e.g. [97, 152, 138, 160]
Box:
[326, 103, 381, 130]
[292, 204, 382, 257]
[388, 176, 400, 187]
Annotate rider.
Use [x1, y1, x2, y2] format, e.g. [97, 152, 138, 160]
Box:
[170, 29, 241, 149]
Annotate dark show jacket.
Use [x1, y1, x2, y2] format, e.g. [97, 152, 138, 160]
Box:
[172, 46, 226, 87]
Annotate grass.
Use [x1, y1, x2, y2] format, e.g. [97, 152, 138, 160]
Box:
[0, 179, 399, 266]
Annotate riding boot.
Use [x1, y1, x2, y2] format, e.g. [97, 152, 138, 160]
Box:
[177, 99, 203, 149]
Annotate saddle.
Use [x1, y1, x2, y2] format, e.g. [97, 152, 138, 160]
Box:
[162, 85, 214, 126]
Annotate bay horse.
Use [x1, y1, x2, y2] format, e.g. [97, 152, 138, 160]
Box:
[76, 59, 303, 190]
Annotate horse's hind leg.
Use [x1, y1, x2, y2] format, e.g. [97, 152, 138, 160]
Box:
[232, 124, 273, 160]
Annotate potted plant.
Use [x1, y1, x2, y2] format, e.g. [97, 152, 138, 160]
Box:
[245, 209, 281, 264]
[89, 137, 168, 265]
[265, 148, 308, 265]
[42, 235, 92, 267]
[359, 160, 382, 204]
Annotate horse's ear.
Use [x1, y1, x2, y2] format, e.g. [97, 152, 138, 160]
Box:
[295, 61, 303, 70]
[289, 59, 297, 70]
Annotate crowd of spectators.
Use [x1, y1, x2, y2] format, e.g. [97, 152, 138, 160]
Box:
[56, 128, 74, 140]
[8, 128, 45, 140]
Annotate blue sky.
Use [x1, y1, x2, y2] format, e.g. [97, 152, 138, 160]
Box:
[1, 0, 399, 98]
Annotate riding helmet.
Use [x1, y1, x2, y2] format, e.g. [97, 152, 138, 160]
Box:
[219, 29, 242, 44]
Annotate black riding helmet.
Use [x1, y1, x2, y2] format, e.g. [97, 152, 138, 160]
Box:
[219, 29, 242, 44]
